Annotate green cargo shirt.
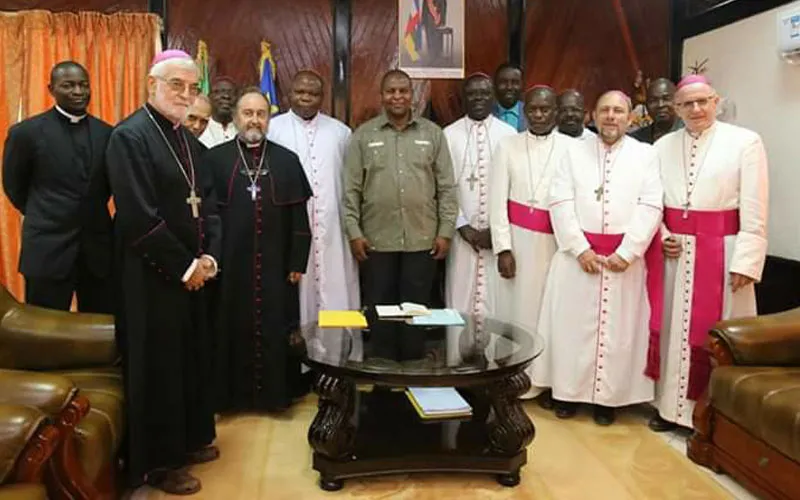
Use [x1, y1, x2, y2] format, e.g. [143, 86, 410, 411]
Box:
[343, 113, 457, 252]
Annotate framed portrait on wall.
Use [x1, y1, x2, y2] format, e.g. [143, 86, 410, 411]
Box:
[398, 0, 465, 79]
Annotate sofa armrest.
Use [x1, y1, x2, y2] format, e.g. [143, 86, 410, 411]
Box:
[710, 307, 800, 366]
[0, 304, 116, 371]
[0, 370, 76, 416]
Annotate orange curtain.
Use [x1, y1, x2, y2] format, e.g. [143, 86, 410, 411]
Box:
[0, 10, 161, 301]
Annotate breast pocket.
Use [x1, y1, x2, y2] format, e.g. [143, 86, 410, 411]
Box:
[366, 141, 387, 170]
[412, 139, 434, 167]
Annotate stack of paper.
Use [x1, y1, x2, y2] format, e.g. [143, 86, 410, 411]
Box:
[318, 310, 367, 328]
[408, 309, 465, 326]
[405, 387, 472, 420]
[375, 302, 430, 318]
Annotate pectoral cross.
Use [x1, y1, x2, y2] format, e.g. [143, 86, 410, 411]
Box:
[594, 185, 604, 202]
[682, 202, 690, 219]
[247, 184, 261, 201]
[466, 172, 479, 191]
[186, 189, 201, 219]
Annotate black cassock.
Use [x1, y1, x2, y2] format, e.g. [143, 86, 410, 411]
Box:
[107, 104, 221, 485]
[204, 138, 312, 412]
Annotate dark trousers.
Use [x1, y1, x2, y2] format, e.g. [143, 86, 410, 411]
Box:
[362, 251, 437, 361]
[25, 257, 113, 313]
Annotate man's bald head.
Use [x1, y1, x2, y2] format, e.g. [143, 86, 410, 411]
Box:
[557, 89, 586, 138]
[524, 86, 557, 136]
[290, 70, 325, 120]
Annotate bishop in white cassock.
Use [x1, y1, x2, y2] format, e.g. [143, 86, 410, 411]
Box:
[267, 70, 360, 326]
[489, 85, 572, 401]
[539, 91, 663, 425]
[444, 74, 516, 322]
[648, 75, 768, 432]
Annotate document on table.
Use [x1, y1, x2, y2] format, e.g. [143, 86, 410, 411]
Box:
[407, 308, 465, 326]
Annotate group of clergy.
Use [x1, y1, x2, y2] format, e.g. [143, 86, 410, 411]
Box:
[1, 49, 767, 496]
[449, 66, 767, 433]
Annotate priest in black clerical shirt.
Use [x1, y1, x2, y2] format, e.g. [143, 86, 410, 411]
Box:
[203, 87, 312, 413]
[2, 61, 113, 312]
[106, 50, 221, 496]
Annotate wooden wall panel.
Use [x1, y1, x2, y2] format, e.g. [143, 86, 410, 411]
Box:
[350, 0, 400, 127]
[350, 0, 507, 128]
[2, 0, 146, 12]
[168, 0, 333, 115]
[524, 0, 669, 110]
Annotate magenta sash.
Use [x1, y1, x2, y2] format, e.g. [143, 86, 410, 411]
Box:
[584, 232, 663, 349]
[507, 200, 553, 234]
[644, 207, 739, 400]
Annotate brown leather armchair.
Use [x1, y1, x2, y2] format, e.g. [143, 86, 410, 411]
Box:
[688, 307, 800, 500]
[0, 286, 122, 500]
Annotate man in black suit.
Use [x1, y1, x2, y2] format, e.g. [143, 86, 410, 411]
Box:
[2, 61, 114, 313]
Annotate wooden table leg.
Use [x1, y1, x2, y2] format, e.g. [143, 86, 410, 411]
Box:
[307, 372, 356, 491]
[485, 370, 536, 486]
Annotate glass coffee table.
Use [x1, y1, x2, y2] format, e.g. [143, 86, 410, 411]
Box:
[299, 310, 543, 491]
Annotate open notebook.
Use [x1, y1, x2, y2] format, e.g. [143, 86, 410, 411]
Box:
[375, 302, 430, 318]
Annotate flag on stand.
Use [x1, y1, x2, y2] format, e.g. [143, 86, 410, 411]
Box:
[196, 40, 210, 95]
[403, 0, 423, 62]
[259, 41, 280, 113]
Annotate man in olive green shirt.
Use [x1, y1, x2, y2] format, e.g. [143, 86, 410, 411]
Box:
[343, 69, 457, 357]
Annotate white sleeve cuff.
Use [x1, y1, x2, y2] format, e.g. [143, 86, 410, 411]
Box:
[182, 258, 199, 282]
[201, 254, 219, 277]
[456, 214, 470, 229]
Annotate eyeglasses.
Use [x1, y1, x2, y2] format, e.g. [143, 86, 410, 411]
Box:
[675, 95, 715, 110]
[157, 77, 200, 97]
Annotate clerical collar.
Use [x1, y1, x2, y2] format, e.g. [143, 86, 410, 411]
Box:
[290, 109, 319, 126]
[601, 135, 626, 152]
[686, 121, 716, 141]
[238, 136, 266, 150]
[526, 129, 552, 140]
[145, 102, 182, 131]
[466, 115, 491, 127]
[55, 105, 87, 124]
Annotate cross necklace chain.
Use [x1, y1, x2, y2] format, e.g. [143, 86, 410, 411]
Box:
[460, 119, 492, 192]
[143, 106, 201, 218]
[525, 131, 556, 209]
[681, 128, 716, 219]
[595, 139, 625, 202]
[236, 140, 268, 201]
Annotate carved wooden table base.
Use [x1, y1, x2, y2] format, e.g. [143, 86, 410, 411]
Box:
[307, 367, 536, 491]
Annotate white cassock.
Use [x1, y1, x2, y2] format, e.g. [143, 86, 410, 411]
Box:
[443, 115, 516, 321]
[489, 130, 573, 398]
[268, 110, 360, 327]
[540, 135, 662, 407]
[652, 121, 768, 427]
[199, 118, 238, 148]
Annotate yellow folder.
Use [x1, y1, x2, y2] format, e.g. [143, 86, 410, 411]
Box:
[318, 310, 368, 328]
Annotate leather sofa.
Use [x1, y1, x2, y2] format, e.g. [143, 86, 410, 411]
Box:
[688, 307, 800, 500]
[0, 286, 122, 499]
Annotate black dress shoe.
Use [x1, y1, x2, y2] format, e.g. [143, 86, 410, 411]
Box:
[554, 401, 578, 419]
[648, 414, 678, 432]
[593, 405, 616, 426]
[536, 390, 554, 410]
